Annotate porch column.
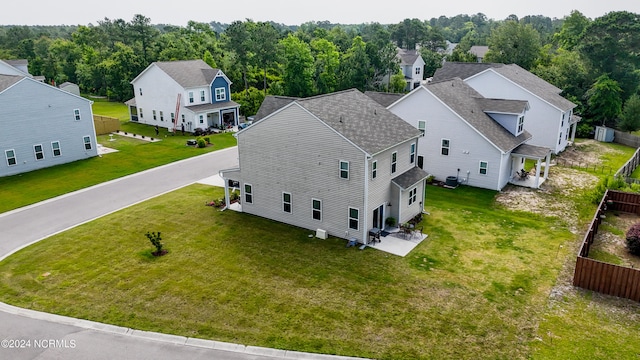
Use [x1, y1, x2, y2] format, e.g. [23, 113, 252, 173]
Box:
[222, 178, 230, 211]
[543, 152, 551, 180]
[534, 159, 542, 188]
[570, 122, 577, 143]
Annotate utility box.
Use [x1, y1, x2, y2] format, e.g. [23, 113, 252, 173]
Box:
[315, 229, 327, 239]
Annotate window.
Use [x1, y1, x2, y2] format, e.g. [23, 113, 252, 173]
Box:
[409, 187, 417, 205]
[189, 91, 194, 103]
[565, 132, 569, 140]
[391, 152, 397, 173]
[5, 149, 16, 166]
[160, 111, 164, 122]
[441, 139, 450, 156]
[372, 160, 377, 179]
[83, 136, 92, 150]
[517, 116, 524, 133]
[348, 207, 359, 230]
[139, 88, 142, 96]
[559, 132, 562, 145]
[181, 114, 185, 122]
[417, 120, 426, 135]
[74, 109, 81, 121]
[479, 161, 488, 175]
[340, 160, 349, 179]
[200, 90, 205, 102]
[244, 184, 253, 204]
[51, 141, 61, 157]
[34, 144, 44, 160]
[139, 108, 144, 118]
[153, 110, 157, 120]
[312, 199, 322, 221]
[199, 115, 204, 124]
[410, 143, 416, 164]
[415, 67, 421, 75]
[283, 192, 292, 213]
[215, 87, 226, 101]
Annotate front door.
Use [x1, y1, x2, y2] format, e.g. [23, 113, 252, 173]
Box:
[372, 204, 384, 229]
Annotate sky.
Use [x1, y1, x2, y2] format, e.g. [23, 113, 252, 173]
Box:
[2, 0, 639, 26]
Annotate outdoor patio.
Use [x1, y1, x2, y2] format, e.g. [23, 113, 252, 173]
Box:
[365, 227, 428, 257]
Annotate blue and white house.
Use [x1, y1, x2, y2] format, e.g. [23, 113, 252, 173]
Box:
[0, 74, 98, 177]
[127, 60, 240, 132]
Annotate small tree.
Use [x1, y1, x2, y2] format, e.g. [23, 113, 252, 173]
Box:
[145, 231, 165, 256]
[625, 222, 640, 256]
[618, 94, 640, 132]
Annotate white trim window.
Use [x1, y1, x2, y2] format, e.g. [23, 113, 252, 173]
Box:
[199, 115, 204, 124]
[160, 111, 164, 122]
[139, 108, 144, 119]
[189, 91, 194, 103]
[83, 136, 92, 150]
[517, 116, 524, 133]
[139, 88, 142, 96]
[51, 141, 61, 157]
[441, 139, 450, 156]
[244, 184, 253, 204]
[410, 143, 416, 164]
[558, 132, 562, 145]
[171, 113, 175, 123]
[33, 144, 44, 160]
[74, 109, 81, 121]
[372, 160, 377, 179]
[215, 87, 226, 101]
[348, 207, 359, 230]
[283, 192, 292, 213]
[153, 110, 157, 120]
[417, 120, 426, 135]
[479, 161, 488, 175]
[5, 149, 16, 166]
[200, 90, 206, 102]
[408, 187, 417, 205]
[391, 152, 397, 174]
[312, 199, 322, 221]
[415, 67, 421, 75]
[340, 160, 349, 179]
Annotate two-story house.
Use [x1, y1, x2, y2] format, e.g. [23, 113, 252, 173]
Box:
[127, 60, 240, 133]
[220, 89, 428, 244]
[385, 78, 552, 191]
[397, 49, 426, 91]
[0, 74, 98, 177]
[433, 62, 578, 154]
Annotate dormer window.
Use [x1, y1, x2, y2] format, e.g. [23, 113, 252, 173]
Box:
[517, 116, 524, 134]
[215, 88, 226, 101]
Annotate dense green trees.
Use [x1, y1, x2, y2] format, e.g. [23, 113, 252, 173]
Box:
[0, 11, 638, 124]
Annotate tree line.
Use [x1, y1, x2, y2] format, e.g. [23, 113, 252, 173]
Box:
[0, 11, 638, 133]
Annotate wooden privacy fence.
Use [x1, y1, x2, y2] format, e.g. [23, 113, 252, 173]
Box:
[573, 190, 640, 302]
[613, 129, 640, 148]
[93, 115, 120, 135]
[616, 147, 640, 178]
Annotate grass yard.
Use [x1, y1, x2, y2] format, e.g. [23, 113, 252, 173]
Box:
[0, 98, 237, 213]
[0, 184, 576, 359]
[90, 97, 130, 121]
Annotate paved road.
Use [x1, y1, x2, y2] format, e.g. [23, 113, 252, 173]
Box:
[0, 147, 365, 360]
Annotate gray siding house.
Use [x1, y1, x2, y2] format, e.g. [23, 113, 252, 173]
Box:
[220, 89, 429, 244]
[0, 75, 98, 177]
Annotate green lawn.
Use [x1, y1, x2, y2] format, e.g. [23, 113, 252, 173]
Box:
[90, 97, 130, 121]
[0, 99, 237, 213]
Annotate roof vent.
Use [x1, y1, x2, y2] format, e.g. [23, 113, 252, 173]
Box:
[374, 109, 377, 115]
[339, 115, 343, 123]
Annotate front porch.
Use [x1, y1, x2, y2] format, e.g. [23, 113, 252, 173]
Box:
[186, 101, 240, 131]
[509, 143, 552, 189]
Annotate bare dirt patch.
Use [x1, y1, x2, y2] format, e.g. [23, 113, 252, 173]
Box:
[593, 212, 640, 269]
[555, 139, 625, 168]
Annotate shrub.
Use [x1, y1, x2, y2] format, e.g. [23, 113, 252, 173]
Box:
[385, 217, 397, 227]
[203, 136, 211, 144]
[197, 138, 206, 148]
[627, 222, 640, 256]
[145, 231, 166, 256]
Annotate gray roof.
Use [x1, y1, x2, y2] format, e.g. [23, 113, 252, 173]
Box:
[4, 59, 28, 66]
[426, 78, 531, 152]
[153, 60, 220, 88]
[295, 89, 422, 155]
[253, 95, 299, 122]
[392, 166, 431, 190]
[0, 74, 24, 92]
[512, 143, 552, 159]
[364, 91, 404, 108]
[397, 49, 420, 66]
[475, 98, 529, 114]
[125, 98, 136, 106]
[433, 62, 576, 111]
[185, 100, 240, 112]
[469, 45, 489, 58]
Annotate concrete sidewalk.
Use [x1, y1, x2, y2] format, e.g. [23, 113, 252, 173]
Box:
[0, 147, 368, 360]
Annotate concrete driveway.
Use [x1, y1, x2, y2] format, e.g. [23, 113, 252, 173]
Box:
[0, 147, 364, 360]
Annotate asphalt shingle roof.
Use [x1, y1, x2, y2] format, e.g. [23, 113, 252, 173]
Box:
[426, 78, 531, 152]
[185, 100, 240, 112]
[154, 60, 220, 88]
[364, 91, 404, 108]
[296, 89, 422, 155]
[475, 98, 529, 114]
[0, 74, 24, 92]
[253, 95, 299, 122]
[392, 166, 431, 190]
[433, 62, 576, 111]
[512, 143, 552, 159]
[397, 49, 420, 66]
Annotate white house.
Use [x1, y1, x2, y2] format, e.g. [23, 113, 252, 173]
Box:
[433, 62, 578, 154]
[0, 75, 98, 177]
[385, 78, 552, 191]
[220, 89, 429, 244]
[127, 60, 240, 133]
[397, 49, 426, 91]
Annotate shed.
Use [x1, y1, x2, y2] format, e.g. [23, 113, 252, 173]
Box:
[594, 126, 614, 143]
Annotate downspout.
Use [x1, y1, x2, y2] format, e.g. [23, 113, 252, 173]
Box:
[219, 170, 230, 211]
[363, 155, 370, 244]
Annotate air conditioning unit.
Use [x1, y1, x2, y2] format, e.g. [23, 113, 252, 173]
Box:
[315, 229, 327, 239]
